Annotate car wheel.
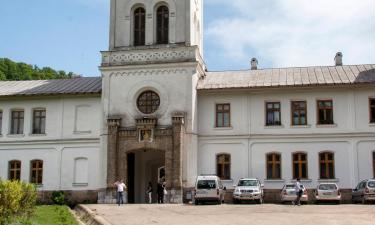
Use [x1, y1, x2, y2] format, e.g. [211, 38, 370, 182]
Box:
[336, 200, 341, 205]
[362, 197, 367, 204]
[195, 200, 199, 205]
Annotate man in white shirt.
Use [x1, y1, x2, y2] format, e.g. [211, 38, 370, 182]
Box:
[293, 178, 302, 206]
[114, 180, 126, 206]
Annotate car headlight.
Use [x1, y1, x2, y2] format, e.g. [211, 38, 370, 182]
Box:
[234, 188, 241, 193]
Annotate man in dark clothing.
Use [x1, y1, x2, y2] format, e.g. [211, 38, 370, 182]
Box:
[157, 181, 164, 204]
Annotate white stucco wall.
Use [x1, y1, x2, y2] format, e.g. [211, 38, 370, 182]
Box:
[0, 96, 103, 191]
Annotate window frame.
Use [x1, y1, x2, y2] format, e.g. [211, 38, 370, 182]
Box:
[156, 5, 169, 44]
[317, 99, 334, 125]
[319, 152, 335, 179]
[32, 108, 46, 134]
[215, 103, 231, 128]
[8, 160, 21, 180]
[133, 7, 146, 46]
[292, 152, 308, 179]
[370, 98, 375, 124]
[266, 153, 282, 179]
[291, 101, 307, 126]
[265, 102, 281, 126]
[10, 109, 24, 134]
[216, 153, 231, 180]
[30, 160, 43, 185]
[136, 90, 160, 114]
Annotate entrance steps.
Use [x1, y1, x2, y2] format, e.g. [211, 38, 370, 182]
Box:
[97, 189, 128, 204]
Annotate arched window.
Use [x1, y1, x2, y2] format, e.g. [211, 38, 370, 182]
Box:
[266, 153, 281, 179]
[319, 152, 335, 179]
[134, 7, 146, 46]
[156, 5, 169, 44]
[9, 160, 21, 180]
[216, 154, 230, 180]
[30, 160, 43, 184]
[292, 153, 308, 179]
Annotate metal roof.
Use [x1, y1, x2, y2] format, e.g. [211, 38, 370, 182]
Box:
[0, 77, 102, 97]
[198, 64, 375, 90]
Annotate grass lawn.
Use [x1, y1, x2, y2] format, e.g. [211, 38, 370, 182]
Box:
[30, 205, 78, 225]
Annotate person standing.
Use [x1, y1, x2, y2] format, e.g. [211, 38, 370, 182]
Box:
[157, 180, 164, 204]
[293, 178, 302, 206]
[114, 180, 126, 206]
[147, 182, 153, 204]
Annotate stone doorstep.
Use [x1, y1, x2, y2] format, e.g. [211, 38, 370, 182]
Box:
[75, 204, 112, 225]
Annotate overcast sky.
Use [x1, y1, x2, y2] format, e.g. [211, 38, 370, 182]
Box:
[1, 0, 375, 76]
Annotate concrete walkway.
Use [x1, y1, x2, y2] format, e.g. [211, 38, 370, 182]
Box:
[84, 204, 375, 225]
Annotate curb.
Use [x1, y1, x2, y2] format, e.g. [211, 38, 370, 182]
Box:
[75, 204, 112, 225]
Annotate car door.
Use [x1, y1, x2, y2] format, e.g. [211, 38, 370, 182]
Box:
[353, 181, 363, 200]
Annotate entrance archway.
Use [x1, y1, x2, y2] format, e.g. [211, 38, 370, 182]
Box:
[127, 149, 165, 203]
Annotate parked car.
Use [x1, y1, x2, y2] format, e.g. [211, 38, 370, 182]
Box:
[233, 178, 264, 204]
[194, 175, 226, 205]
[315, 183, 341, 203]
[280, 183, 308, 203]
[352, 179, 375, 204]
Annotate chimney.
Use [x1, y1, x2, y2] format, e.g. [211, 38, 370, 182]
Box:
[251, 58, 258, 70]
[334, 52, 343, 66]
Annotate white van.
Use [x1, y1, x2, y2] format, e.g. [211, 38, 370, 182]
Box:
[194, 175, 226, 205]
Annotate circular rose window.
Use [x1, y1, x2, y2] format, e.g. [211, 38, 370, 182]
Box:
[137, 91, 160, 114]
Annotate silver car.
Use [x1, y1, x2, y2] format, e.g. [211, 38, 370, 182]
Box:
[233, 178, 264, 204]
[315, 183, 341, 203]
[280, 183, 308, 203]
[352, 179, 375, 204]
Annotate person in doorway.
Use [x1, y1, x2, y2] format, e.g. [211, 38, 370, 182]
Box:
[157, 180, 164, 204]
[293, 178, 302, 206]
[114, 180, 126, 206]
[147, 182, 153, 204]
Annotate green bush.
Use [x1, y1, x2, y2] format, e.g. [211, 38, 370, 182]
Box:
[0, 179, 37, 225]
[51, 191, 65, 205]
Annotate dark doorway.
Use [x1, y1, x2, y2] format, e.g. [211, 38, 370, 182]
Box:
[127, 153, 135, 203]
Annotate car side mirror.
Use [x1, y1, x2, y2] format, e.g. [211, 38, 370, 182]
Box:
[353, 188, 357, 191]
[261, 184, 264, 188]
[233, 185, 237, 188]
[223, 187, 227, 191]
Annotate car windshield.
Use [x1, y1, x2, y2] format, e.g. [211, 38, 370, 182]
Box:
[285, 184, 295, 189]
[319, 184, 337, 190]
[197, 180, 216, 189]
[238, 180, 258, 187]
[368, 181, 375, 188]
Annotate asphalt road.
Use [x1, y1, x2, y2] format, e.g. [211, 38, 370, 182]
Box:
[86, 204, 375, 225]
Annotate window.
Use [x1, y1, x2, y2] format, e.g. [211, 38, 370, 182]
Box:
[319, 152, 335, 179]
[370, 98, 375, 123]
[156, 6, 169, 44]
[134, 7, 146, 46]
[74, 158, 88, 185]
[30, 160, 43, 184]
[10, 110, 24, 134]
[216, 104, 230, 127]
[137, 91, 160, 114]
[317, 100, 333, 124]
[32, 109, 46, 134]
[0, 110, 2, 135]
[291, 101, 307, 125]
[266, 102, 281, 126]
[292, 153, 308, 179]
[9, 160, 21, 180]
[216, 154, 230, 180]
[266, 153, 281, 179]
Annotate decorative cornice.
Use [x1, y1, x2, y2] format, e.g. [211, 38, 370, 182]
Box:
[110, 68, 190, 77]
[101, 46, 199, 67]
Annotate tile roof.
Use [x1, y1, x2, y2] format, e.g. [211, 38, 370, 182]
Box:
[198, 64, 375, 90]
[0, 77, 102, 97]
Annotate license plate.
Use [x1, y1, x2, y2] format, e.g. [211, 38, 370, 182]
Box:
[197, 190, 207, 194]
[323, 192, 332, 195]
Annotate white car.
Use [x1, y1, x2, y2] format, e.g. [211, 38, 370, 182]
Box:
[315, 183, 341, 203]
[233, 178, 264, 204]
[194, 175, 226, 205]
[280, 183, 308, 203]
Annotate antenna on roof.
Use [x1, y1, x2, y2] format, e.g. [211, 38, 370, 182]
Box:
[335, 52, 343, 66]
[251, 58, 258, 70]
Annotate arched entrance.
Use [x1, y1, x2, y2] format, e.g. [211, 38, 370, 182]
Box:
[127, 149, 165, 203]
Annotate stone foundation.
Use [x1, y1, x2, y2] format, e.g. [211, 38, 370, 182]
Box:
[37, 190, 100, 205]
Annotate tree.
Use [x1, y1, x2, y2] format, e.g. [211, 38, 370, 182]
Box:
[0, 58, 76, 81]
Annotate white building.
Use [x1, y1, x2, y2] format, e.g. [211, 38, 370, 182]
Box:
[1, 0, 375, 203]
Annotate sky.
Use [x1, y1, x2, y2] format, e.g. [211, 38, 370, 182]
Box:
[1, 0, 375, 76]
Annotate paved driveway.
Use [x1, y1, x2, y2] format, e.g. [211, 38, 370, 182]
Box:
[85, 204, 375, 225]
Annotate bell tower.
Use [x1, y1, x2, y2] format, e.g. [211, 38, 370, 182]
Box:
[108, 0, 203, 55]
[100, 0, 205, 203]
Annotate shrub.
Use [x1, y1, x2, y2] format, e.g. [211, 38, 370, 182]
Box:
[51, 191, 65, 205]
[0, 179, 37, 225]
